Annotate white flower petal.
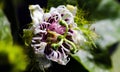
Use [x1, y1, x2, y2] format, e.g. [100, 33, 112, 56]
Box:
[61, 57, 70, 65]
[55, 5, 74, 24]
[32, 37, 42, 40]
[52, 51, 58, 60]
[56, 5, 68, 14]
[61, 48, 68, 59]
[43, 13, 51, 22]
[66, 5, 77, 16]
[61, 45, 70, 53]
[47, 50, 70, 65]
[50, 10, 61, 22]
[34, 25, 47, 34]
[72, 30, 86, 46]
[69, 23, 77, 29]
[32, 42, 47, 56]
[49, 7, 56, 13]
[62, 11, 74, 24]
[29, 5, 44, 24]
[47, 50, 58, 61]
[57, 5, 66, 9]
[57, 51, 62, 59]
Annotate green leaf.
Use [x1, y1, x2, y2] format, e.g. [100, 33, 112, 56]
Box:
[91, 18, 120, 49]
[92, 19, 120, 72]
[0, 9, 12, 43]
[0, 41, 28, 72]
[77, 0, 120, 20]
[72, 50, 111, 72]
[111, 43, 120, 72]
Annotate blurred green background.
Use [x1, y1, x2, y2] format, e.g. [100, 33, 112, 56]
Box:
[0, 0, 120, 72]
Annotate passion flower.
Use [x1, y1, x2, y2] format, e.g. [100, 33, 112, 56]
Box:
[26, 4, 86, 65]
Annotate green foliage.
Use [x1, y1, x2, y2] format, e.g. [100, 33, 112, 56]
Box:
[72, 50, 111, 72]
[0, 9, 12, 43]
[73, 0, 120, 72]
[47, 0, 77, 8]
[91, 18, 120, 72]
[74, 8, 98, 49]
[23, 29, 33, 46]
[0, 41, 28, 72]
[91, 19, 120, 49]
[74, 8, 89, 26]
[47, 0, 66, 8]
[77, 0, 120, 20]
[111, 44, 120, 72]
[0, 9, 28, 72]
